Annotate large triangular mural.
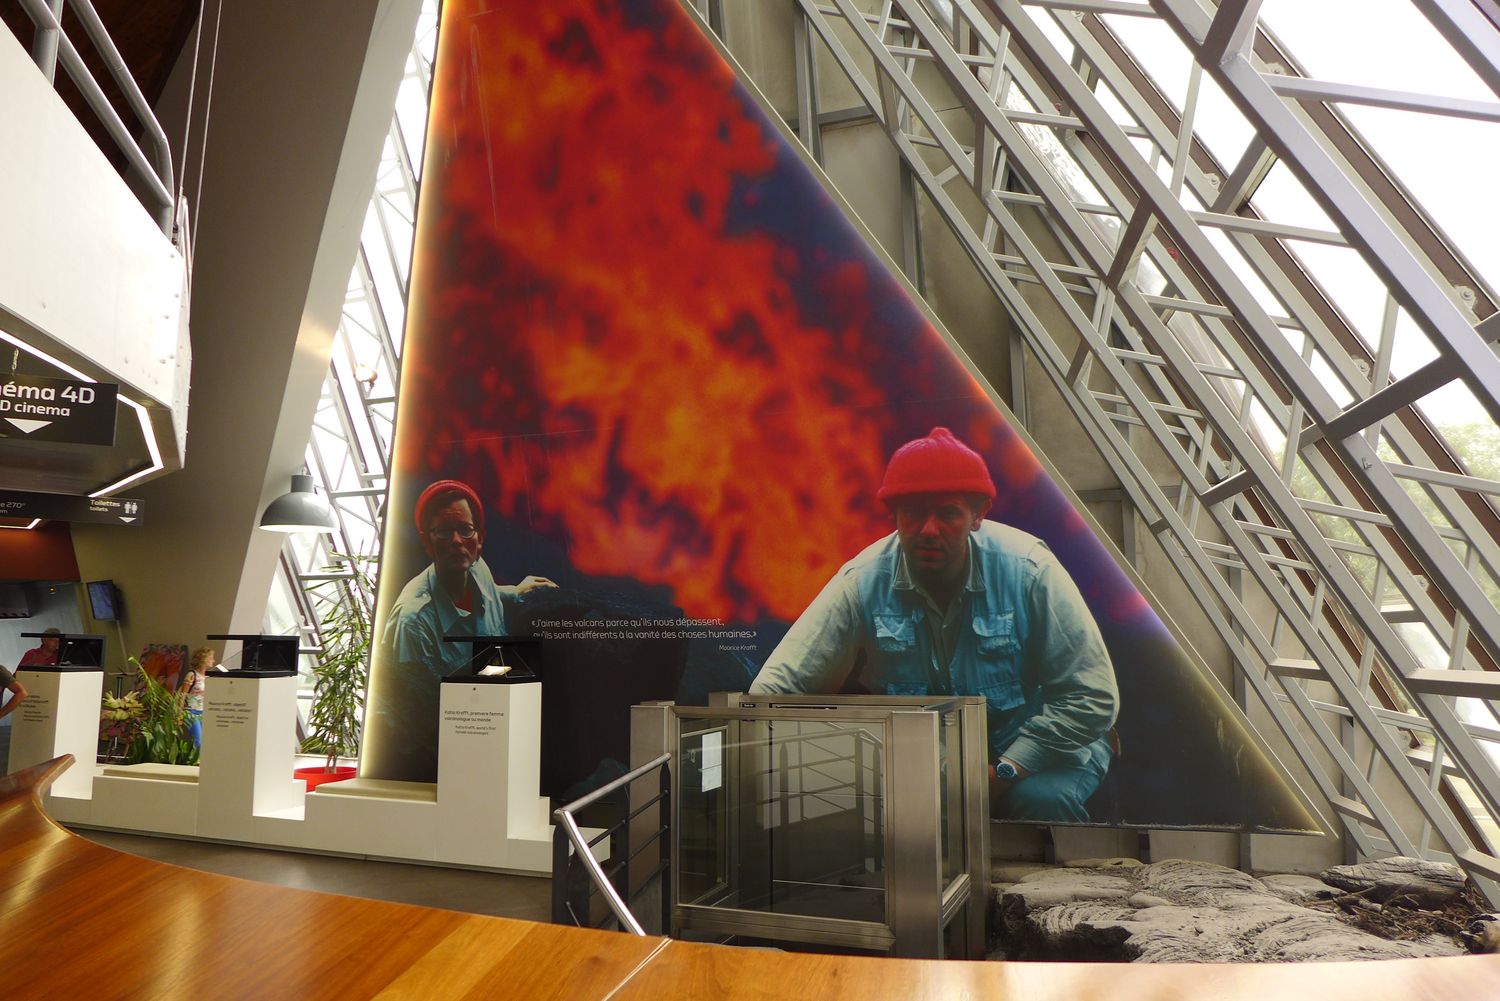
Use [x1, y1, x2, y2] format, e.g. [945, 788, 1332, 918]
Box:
[361, 0, 1320, 832]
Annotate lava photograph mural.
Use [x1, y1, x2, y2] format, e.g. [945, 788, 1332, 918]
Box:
[360, 0, 1318, 832]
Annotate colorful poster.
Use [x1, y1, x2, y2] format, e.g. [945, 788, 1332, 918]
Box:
[135, 643, 189, 691]
[361, 0, 1318, 830]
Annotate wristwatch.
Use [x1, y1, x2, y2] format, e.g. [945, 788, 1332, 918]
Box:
[994, 758, 1020, 782]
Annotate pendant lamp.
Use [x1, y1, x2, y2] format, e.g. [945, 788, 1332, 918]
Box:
[259, 473, 336, 533]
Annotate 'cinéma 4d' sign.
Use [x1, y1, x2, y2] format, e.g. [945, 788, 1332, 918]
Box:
[0, 372, 117, 445]
[361, 0, 1319, 832]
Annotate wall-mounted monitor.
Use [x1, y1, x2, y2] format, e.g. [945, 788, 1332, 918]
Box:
[87, 580, 120, 621]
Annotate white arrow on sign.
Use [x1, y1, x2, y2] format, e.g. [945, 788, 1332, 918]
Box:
[4, 418, 52, 434]
[119, 517, 136, 524]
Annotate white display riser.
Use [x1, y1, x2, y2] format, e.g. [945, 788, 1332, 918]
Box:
[30, 675, 582, 876]
[8, 667, 104, 800]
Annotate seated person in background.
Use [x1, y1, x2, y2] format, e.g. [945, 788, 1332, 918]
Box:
[19, 627, 61, 667]
[749, 427, 1119, 823]
[0, 663, 27, 721]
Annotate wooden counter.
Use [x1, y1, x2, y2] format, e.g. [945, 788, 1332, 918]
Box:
[3, 756, 1496, 1000]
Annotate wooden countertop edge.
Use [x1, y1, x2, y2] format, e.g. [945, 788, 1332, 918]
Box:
[5, 755, 1499, 1001]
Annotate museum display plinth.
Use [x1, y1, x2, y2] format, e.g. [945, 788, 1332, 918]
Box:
[42, 665, 562, 874]
[437, 675, 552, 870]
[7, 666, 103, 808]
[197, 671, 305, 840]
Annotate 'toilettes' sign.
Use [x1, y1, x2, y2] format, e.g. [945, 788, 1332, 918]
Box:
[0, 372, 119, 445]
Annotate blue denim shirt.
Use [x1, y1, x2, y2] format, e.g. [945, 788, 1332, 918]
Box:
[749, 522, 1117, 775]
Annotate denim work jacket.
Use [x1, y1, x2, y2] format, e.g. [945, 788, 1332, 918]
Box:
[749, 522, 1118, 775]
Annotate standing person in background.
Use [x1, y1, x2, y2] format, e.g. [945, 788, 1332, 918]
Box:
[19, 627, 61, 667]
[0, 662, 27, 721]
[182, 647, 213, 749]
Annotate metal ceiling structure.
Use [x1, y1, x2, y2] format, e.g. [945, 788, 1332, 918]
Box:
[732, 0, 1500, 895]
[282, 0, 1500, 899]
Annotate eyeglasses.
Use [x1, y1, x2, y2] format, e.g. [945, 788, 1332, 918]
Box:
[893, 501, 972, 527]
[426, 524, 477, 541]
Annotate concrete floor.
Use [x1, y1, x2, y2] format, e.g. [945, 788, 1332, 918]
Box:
[75, 828, 554, 923]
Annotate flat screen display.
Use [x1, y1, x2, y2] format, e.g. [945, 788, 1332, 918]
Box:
[87, 580, 119, 621]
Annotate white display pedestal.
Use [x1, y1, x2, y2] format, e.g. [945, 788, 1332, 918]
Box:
[437, 677, 553, 870]
[53, 665, 570, 876]
[197, 671, 305, 840]
[8, 666, 103, 807]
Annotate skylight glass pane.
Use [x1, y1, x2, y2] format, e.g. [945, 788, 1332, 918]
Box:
[1192, 74, 1254, 169]
[1251, 162, 1335, 232]
[1256, 0, 1499, 297]
[1249, 397, 1288, 465]
[1004, 91, 1113, 214]
[1093, 79, 1137, 133]
[1283, 240, 1390, 355]
[1203, 226, 1284, 316]
[1308, 346, 1354, 408]
[1259, 0, 1494, 102]
[1388, 307, 1441, 381]
[1341, 105, 1500, 300]
[1418, 381, 1499, 437]
[1101, 14, 1193, 113]
[1028, 8, 1076, 63]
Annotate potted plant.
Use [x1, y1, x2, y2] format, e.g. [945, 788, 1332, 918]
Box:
[99, 657, 199, 765]
[296, 552, 376, 790]
[99, 689, 143, 762]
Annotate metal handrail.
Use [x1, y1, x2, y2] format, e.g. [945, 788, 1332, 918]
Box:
[14, 0, 177, 233]
[553, 752, 671, 937]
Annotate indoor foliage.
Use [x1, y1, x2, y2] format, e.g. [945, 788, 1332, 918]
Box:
[100, 656, 199, 765]
[300, 553, 377, 771]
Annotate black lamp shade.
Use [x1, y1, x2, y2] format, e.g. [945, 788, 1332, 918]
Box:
[259, 473, 336, 533]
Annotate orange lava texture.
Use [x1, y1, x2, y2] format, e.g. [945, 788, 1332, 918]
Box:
[390, 0, 1051, 623]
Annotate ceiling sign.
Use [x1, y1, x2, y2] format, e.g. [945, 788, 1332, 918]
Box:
[0, 372, 118, 445]
[0, 490, 143, 525]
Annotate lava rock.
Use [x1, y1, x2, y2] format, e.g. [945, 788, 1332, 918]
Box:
[991, 858, 1464, 964]
[1320, 857, 1467, 909]
[1259, 873, 1340, 903]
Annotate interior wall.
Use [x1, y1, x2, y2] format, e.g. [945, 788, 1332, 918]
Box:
[67, 0, 420, 670]
[0, 583, 86, 670]
[0, 523, 80, 582]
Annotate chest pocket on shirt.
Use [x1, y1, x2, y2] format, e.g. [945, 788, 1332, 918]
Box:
[973, 612, 1024, 711]
[874, 613, 916, 652]
[874, 614, 927, 695]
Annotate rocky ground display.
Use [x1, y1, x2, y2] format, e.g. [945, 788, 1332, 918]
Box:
[990, 856, 1495, 963]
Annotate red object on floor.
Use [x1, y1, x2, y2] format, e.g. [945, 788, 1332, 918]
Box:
[294, 766, 357, 791]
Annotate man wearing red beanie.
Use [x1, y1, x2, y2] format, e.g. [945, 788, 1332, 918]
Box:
[373, 479, 556, 780]
[750, 428, 1118, 822]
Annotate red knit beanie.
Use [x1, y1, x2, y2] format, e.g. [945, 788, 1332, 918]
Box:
[414, 479, 485, 534]
[876, 428, 995, 503]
